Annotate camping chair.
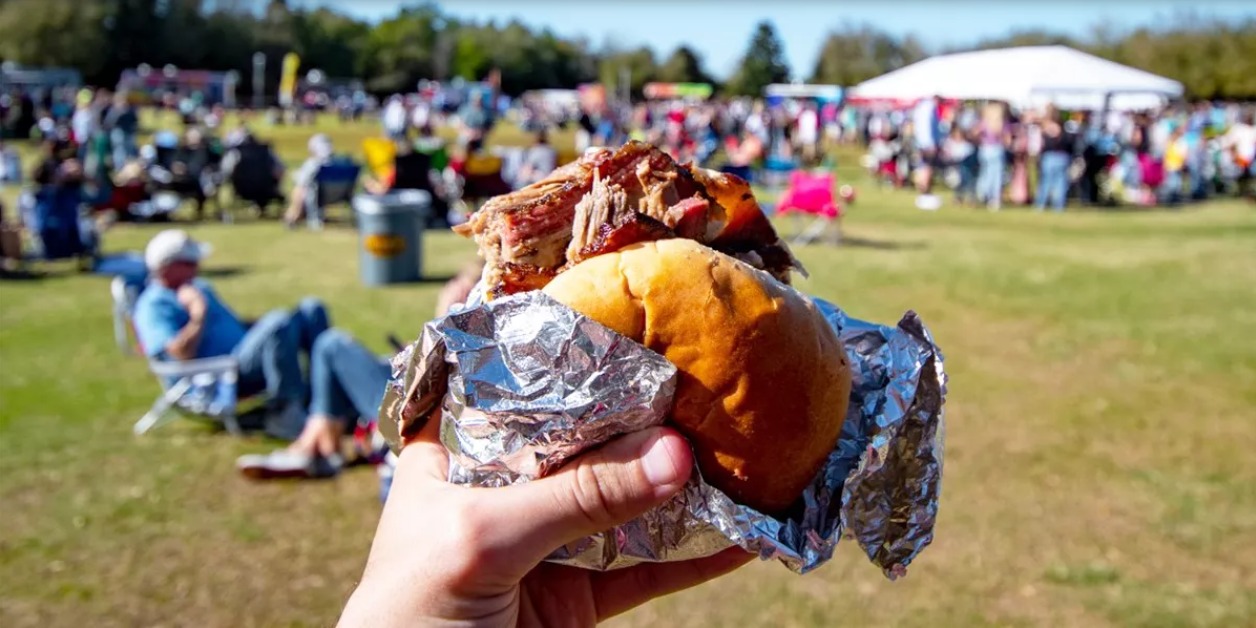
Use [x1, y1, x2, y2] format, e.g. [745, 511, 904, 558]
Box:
[775, 171, 843, 246]
[111, 275, 260, 436]
[305, 159, 362, 229]
[228, 141, 285, 218]
[388, 151, 450, 229]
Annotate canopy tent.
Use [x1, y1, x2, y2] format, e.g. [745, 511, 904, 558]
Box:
[851, 46, 1183, 112]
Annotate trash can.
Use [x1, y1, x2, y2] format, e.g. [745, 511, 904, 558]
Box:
[352, 190, 430, 286]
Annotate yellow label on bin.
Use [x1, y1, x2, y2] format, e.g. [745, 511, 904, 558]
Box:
[365, 234, 406, 258]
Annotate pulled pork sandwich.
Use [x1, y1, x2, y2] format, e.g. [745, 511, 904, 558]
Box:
[446, 141, 851, 515]
[455, 140, 803, 297]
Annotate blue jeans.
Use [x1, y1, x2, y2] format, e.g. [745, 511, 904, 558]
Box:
[111, 129, 136, 170]
[1161, 170, 1184, 205]
[1036, 151, 1070, 211]
[1186, 154, 1207, 200]
[954, 157, 978, 203]
[977, 144, 1005, 205]
[309, 329, 391, 424]
[233, 297, 330, 407]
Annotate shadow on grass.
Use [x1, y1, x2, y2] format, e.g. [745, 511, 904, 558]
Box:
[372, 273, 458, 285]
[840, 236, 929, 251]
[200, 265, 249, 279]
[0, 267, 45, 281]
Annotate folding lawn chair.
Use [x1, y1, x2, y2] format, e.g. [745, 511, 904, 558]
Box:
[111, 275, 261, 436]
[775, 170, 844, 246]
[305, 159, 362, 229]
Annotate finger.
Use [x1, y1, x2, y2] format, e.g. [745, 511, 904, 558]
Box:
[591, 548, 756, 621]
[480, 426, 693, 569]
[396, 411, 448, 480]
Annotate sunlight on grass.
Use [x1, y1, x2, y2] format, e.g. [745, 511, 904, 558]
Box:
[1, 116, 1254, 627]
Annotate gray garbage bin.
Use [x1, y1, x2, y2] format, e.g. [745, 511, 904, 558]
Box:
[353, 190, 431, 286]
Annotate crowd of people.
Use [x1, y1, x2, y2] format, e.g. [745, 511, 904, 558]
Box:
[449, 90, 1256, 212]
[866, 97, 1256, 211]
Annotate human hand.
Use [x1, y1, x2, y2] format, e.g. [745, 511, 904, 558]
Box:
[176, 283, 207, 322]
[338, 421, 753, 627]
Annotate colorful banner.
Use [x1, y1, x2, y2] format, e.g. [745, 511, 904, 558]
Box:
[278, 52, 301, 108]
[642, 82, 713, 101]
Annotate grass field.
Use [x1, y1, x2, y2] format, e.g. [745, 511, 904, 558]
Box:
[1, 116, 1255, 627]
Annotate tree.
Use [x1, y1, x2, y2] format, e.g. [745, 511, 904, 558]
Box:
[1, 2, 1251, 101]
[726, 21, 790, 95]
[657, 45, 714, 85]
[291, 8, 370, 80]
[360, 4, 443, 92]
[0, 0, 110, 81]
[810, 24, 925, 86]
[599, 46, 658, 100]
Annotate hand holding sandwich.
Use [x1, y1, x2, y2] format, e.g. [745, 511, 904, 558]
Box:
[339, 420, 752, 627]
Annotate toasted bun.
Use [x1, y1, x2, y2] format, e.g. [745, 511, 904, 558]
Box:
[542, 238, 851, 513]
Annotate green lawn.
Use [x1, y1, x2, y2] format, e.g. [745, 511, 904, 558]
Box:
[1, 117, 1254, 627]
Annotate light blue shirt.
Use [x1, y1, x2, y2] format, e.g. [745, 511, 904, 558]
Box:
[133, 279, 247, 359]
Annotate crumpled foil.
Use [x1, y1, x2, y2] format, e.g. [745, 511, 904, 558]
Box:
[380, 289, 946, 577]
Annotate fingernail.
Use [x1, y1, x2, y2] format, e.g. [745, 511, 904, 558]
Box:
[641, 431, 688, 487]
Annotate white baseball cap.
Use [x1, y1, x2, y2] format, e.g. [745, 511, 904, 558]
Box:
[144, 229, 211, 271]
[308, 133, 333, 159]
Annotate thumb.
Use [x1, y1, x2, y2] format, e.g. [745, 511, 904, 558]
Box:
[490, 426, 693, 569]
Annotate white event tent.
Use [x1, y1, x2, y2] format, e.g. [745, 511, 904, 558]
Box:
[851, 46, 1184, 111]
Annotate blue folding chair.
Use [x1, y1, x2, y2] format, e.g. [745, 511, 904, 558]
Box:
[111, 275, 264, 435]
[305, 159, 362, 229]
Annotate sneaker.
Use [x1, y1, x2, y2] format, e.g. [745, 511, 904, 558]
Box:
[237, 450, 343, 480]
[915, 194, 942, 211]
[264, 402, 307, 442]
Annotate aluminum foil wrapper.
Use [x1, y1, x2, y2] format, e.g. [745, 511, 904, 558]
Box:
[380, 289, 945, 577]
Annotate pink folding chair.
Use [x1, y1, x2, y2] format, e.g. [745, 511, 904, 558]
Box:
[775, 171, 843, 245]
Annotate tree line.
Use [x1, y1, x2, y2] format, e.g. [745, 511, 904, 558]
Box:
[1, 0, 1253, 100]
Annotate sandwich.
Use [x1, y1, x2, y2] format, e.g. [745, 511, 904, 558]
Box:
[445, 141, 852, 514]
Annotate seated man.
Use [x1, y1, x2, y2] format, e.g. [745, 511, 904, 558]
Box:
[133, 229, 329, 441]
[283, 133, 334, 227]
[169, 128, 218, 220]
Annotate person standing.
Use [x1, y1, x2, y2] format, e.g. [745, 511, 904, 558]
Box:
[944, 126, 978, 206]
[381, 95, 408, 141]
[1161, 125, 1189, 206]
[1221, 110, 1256, 199]
[976, 103, 1009, 211]
[104, 92, 139, 172]
[1035, 107, 1073, 212]
[912, 96, 944, 210]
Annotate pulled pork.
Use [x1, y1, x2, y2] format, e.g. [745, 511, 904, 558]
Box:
[455, 141, 801, 296]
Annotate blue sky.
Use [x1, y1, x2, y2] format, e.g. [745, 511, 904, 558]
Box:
[301, 1, 1255, 79]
